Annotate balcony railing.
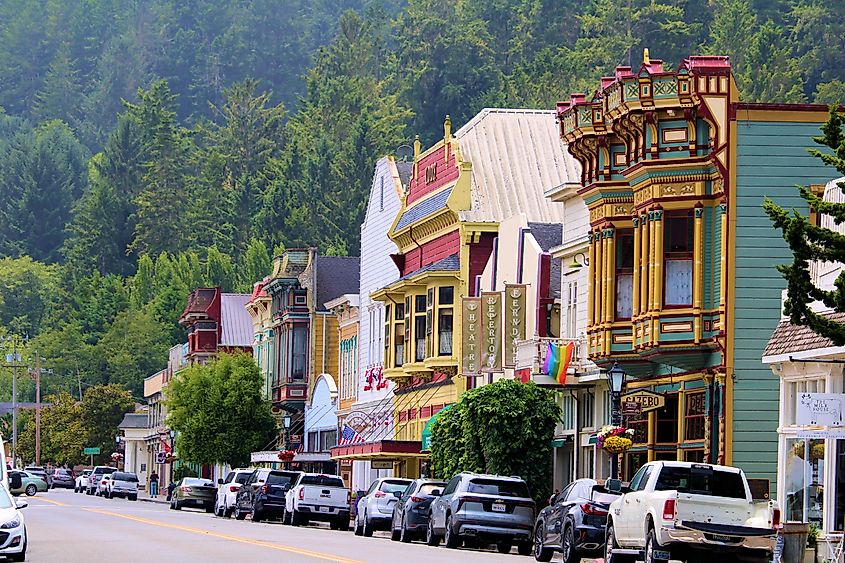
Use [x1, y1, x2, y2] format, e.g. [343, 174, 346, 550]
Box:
[514, 337, 590, 376]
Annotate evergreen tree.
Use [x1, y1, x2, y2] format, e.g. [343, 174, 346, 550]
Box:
[130, 254, 156, 309]
[765, 109, 845, 343]
[32, 42, 85, 126]
[237, 238, 272, 293]
[205, 246, 236, 292]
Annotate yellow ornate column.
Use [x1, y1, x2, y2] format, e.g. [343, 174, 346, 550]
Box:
[677, 388, 686, 461]
[647, 411, 656, 462]
[640, 213, 650, 345]
[693, 205, 704, 343]
[605, 227, 616, 355]
[587, 231, 596, 325]
[651, 209, 664, 344]
[719, 201, 727, 333]
[632, 216, 641, 320]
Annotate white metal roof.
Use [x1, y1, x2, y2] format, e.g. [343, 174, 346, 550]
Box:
[454, 108, 580, 224]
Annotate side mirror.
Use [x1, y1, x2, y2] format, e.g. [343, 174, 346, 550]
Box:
[605, 479, 623, 493]
[217, 479, 224, 485]
[392, 490, 403, 499]
[430, 489, 442, 497]
[15, 500, 27, 509]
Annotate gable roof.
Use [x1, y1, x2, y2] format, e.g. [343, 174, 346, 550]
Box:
[220, 293, 252, 346]
[118, 413, 148, 429]
[454, 108, 579, 224]
[764, 311, 845, 358]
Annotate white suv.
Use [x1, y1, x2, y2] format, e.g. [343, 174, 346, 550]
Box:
[354, 478, 413, 536]
[214, 468, 253, 518]
[106, 472, 139, 500]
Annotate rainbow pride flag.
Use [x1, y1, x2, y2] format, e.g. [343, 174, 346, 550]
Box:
[542, 341, 575, 385]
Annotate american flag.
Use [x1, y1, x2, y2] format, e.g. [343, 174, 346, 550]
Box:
[338, 424, 364, 445]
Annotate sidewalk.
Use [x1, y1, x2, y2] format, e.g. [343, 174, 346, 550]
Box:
[139, 495, 169, 505]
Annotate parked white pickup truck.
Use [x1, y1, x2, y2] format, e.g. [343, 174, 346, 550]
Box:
[284, 473, 350, 530]
[605, 461, 779, 563]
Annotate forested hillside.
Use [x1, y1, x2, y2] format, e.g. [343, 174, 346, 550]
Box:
[0, 0, 843, 399]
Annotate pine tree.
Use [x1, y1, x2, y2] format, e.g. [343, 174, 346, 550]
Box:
[237, 238, 272, 293]
[765, 109, 845, 343]
[205, 246, 236, 292]
[32, 42, 85, 126]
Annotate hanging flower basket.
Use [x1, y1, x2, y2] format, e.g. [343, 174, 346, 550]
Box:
[277, 450, 296, 462]
[597, 425, 635, 454]
[110, 452, 124, 462]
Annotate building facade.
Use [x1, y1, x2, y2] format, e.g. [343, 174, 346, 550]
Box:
[556, 52, 834, 487]
[179, 288, 253, 363]
[246, 277, 274, 400]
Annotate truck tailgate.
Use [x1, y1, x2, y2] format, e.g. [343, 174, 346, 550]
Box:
[676, 494, 772, 530]
[302, 486, 347, 508]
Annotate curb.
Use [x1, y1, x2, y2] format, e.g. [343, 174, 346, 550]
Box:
[139, 497, 169, 505]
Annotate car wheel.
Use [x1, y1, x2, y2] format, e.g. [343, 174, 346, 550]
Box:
[444, 513, 460, 549]
[605, 524, 636, 563]
[517, 541, 533, 556]
[25, 485, 36, 497]
[390, 524, 400, 541]
[354, 514, 363, 536]
[129, 495, 137, 501]
[234, 505, 246, 520]
[291, 509, 306, 527]
[173, 499, 181, 511]
[362, 511, 373, 537]
[497, 542, 513, 554]
[645, 528, 668, 563]
[282, 509, 292, 525]
[533, 522, 554, 562]
[425, 518, 440, 547]
[336, 517, 349, 532]
[252, 505, 263, 522]
[205, 503, 214, 513]
[399, 515, 412, 543]
[561, 525, 578, 563]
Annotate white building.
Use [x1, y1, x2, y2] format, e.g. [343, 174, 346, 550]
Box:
[300, 373, 339, 472]
[763, 177, 845, 552]
[332, 155, 411, 493]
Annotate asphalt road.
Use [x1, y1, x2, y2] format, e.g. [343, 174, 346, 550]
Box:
[19, 488, 597, 563]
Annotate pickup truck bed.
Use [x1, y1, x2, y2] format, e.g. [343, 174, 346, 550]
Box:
[286, 474, 350, 530]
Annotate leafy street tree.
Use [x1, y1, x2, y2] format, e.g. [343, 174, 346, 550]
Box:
[429, 379, 561, 504]
[167, 353, 276, 468]
[17, 392, 86, 467]
[765, 109, 845, 343]
[80, 384, 135, 465]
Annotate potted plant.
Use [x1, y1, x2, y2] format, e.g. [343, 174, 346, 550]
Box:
[597, 425, 635, 454]
[277, 449, 296, 462]
[806, 523, 819, 563]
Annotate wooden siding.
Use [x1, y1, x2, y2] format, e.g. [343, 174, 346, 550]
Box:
[732, 119, 833, 488]
[407, 144, 459, 204]
[468, 233, 496, 297]
[402, 229, 461, 276]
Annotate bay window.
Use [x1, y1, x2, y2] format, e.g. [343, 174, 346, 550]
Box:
[414, 295, 426, 362]
[616, 229, 634, 319]
[394, 302, 405, 367]
[291, 324, 307, 381]
[664, 210, 694, 306]
[438, 286, 454, 356]
[384, 304, 391, 365]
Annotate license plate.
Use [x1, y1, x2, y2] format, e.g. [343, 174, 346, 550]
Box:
[712, 534, 733, 542]
[491, 503, 506, 513]
[319, 506, 330, 513]
[654, 550, 671, 559]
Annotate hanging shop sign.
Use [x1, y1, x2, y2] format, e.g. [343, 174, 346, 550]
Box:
[461, 297, 482, 377]
[504, 284, 527, 367]
[481, 292, 502, 372]
[796, 393, 845, 427]
[621, 389, 665, 413]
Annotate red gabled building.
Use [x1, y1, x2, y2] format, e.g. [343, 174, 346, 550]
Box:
[179, 287, 253, 363]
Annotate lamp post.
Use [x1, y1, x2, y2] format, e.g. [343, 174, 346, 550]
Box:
[606, 362, 626, 480]
[169, 430, 175, 484]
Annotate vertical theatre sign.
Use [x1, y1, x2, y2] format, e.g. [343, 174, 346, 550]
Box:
[461, 297, 482, 377]
[504, 284, 526, 367]
[481, 292, 502, 372]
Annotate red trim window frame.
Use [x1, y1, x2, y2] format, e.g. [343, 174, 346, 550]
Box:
[663, 210, 694, 308]
[615, 229, 635, 320]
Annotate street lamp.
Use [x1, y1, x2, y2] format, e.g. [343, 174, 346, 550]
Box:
[605, 362, 626, 479]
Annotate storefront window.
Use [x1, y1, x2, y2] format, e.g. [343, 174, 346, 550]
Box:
[656, 395, 679, 443]
[684, 449, 705, 463]
[629, 414, 648, 445]
[783, 438, 824, 525]
[836, 440, 845, 531]
[684, 392, 706, 441]
[384, 304, 391, 364]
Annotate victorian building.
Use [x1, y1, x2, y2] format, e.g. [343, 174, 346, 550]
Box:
[555, 52, 834, 488]
[246, 276, 274, 400]
[178, 288, 253, 363]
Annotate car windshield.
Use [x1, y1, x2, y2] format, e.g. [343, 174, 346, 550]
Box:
[56, 469, 71, 475]
[235, 473, 251, 485]
[591, 489, 621, 505]
[266, 473, 295, 486]
[467, 478, 530, 498]
[379, 480, 411, 494]
[654, 465, 746, 499]
[299, 475, 344, 487]
[419, 483, 446, 495]
[99, 468, 117, 475]
[0, 488, 13, 509]
[183, 478, 213, 487]
[113, 472, 138, 482]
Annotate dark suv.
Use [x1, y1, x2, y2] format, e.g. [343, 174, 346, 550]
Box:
[51, 468, 75, 489]
[390, 478, 446, 542]
[427, 472, 535, 554]
[234, 469, 301, 522]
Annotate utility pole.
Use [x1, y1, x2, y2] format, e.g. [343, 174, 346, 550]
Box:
[35, 351, 41, 467]
[12, 340, 18, 467]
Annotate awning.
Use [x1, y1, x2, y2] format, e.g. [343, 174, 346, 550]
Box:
[588, 434, 597, 445]
[551, 438, 567, 448]
[421, 404, 455, 452]
[330, 440, 425, 461]
[293, 452, 333, 463]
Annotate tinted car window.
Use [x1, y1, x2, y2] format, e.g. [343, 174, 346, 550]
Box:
[419, 483, 446, 495]
[235, 473, 251, 485]
[266, 473, 295, 486]
[467, 479, 530, 498]
[183, 478, 214, 487]
[654, 466, 746, 499]
[635, 466, 653, 492]
[442, 476, 460, 496]
[379, 480, 411, 494]
[299, 475, 344, 487]
[113, 472, 139, 482]
[628, 465, 648, 491]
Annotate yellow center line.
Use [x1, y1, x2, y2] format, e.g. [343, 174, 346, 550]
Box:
[83, 508, 363, 563]
[28, 496, 67, 507]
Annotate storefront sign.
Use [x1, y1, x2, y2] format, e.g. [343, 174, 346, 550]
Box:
[622, 390, 665, 413]
[796, 393, 845, 427]
[622, 401, 642, 416]
[371, 460, 393, 470]
[461, 297, 482, 377]
[796, 427, 845, 439]
[481, 292, 502, 372]
[504, 284, 526, 367]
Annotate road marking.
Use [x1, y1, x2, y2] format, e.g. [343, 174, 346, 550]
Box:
[83, 508, 363, 563]
[29, 497, 67, 507]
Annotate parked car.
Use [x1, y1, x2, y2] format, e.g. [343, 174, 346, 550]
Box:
[233, 469, 300, 522]
[533, 478, 620, 562]
[95, 474, 112, 496]
[0, 484, 29, 561]
[170, 478, 216, 512]
[50, 468, 75, 489]
[428, 472, 536, 555]
[8, 472, 48, 497]
[215, 468, 253, 518]
[604, 461, 779, 563]
[390, 478, 446, 542]
[284, 473, 350, 530]
[23, 467, 51, 488]
[86, 466, 117, 495]
[354, 477, 413, 536]
[106, 472, 139, 500]
[74, 470, 92, 493]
